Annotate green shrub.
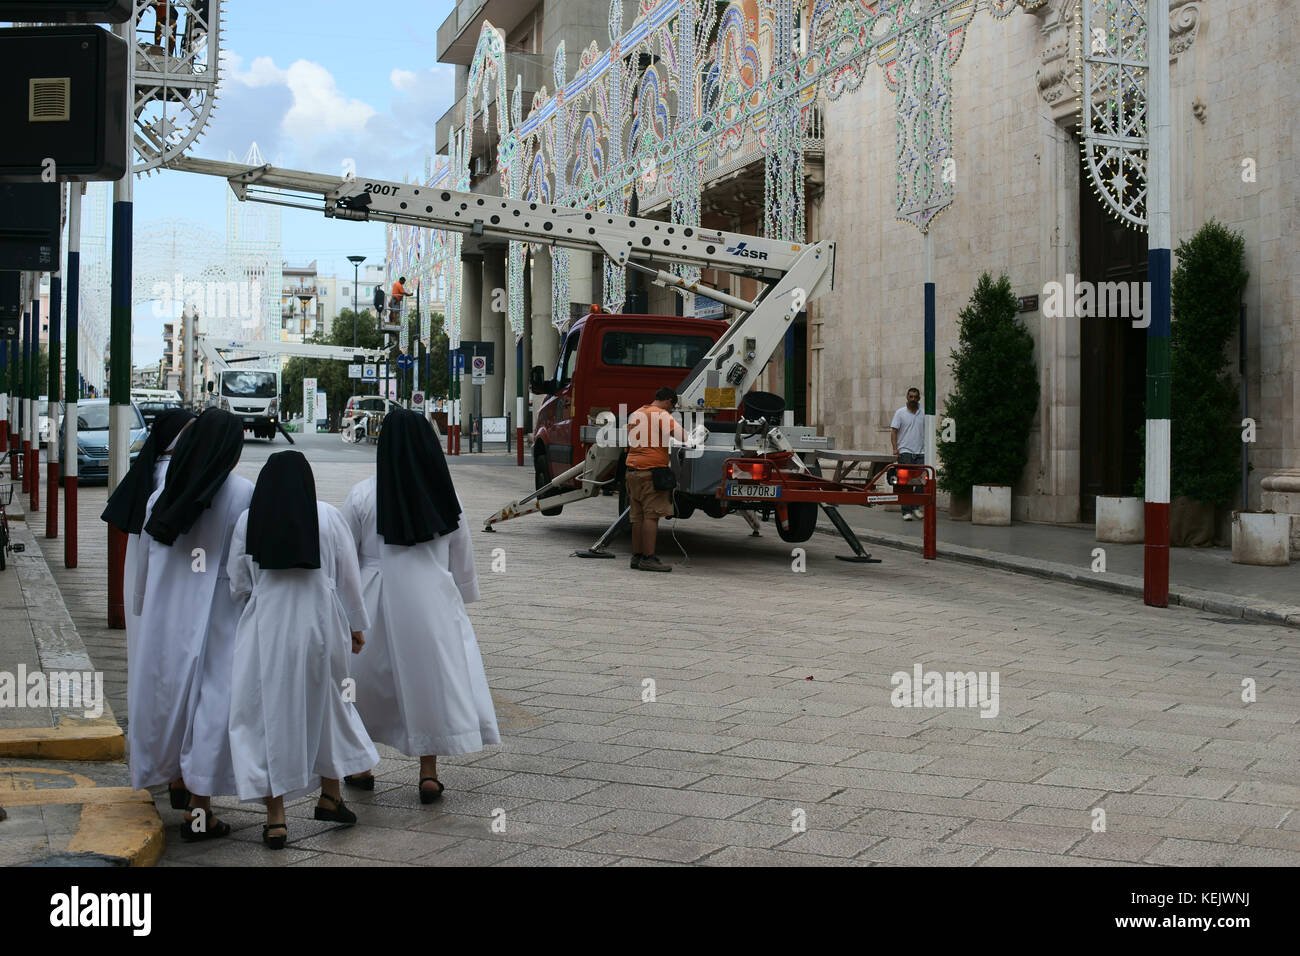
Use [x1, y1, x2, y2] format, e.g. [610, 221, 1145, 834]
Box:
[938, 272, 1039, 494]
[1166, 220, 1248, 506]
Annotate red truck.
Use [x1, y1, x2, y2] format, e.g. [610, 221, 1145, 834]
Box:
[528, 311, 729, 516]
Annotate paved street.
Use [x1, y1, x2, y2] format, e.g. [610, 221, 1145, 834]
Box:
[25, 433, 1300, 866]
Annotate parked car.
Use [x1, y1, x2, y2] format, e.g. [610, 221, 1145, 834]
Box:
[57, 399, 149, 484]
[137, 400, 183, 429]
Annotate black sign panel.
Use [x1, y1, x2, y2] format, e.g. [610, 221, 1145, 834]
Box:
[456, 341, 494, 374]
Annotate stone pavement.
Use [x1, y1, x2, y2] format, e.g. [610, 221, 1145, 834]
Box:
[817, 498, 1300, 627]
[11, 442, 1300, 866]
[0, 477, 161, 866]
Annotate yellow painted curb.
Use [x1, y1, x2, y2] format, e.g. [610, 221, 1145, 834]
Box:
[0, 718, 125, 760]
[68, 800, 166, 867]
[0, 784, 164, 866]
[0, 785, 146, 807]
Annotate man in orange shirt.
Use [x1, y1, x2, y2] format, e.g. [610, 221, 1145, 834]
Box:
[625, 387, 686, 572]
[389, 276, 409, 322]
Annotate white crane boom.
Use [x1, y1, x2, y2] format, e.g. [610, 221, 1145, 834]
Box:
[167, 156, 834, 411]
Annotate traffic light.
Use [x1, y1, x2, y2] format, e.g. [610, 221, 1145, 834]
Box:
[0, 1, 133, 22]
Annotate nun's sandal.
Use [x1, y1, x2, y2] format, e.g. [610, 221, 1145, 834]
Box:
[314, 793, 357, 825]
[178, 812, 231, 842]
[419, 777, 445, 804]
[167, 783, 191, 811]
[262, 823, 288, 850]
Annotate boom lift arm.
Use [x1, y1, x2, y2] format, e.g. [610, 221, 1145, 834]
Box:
[168, 156, 834, 411]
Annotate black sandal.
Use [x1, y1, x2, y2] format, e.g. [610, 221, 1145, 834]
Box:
[344, 773, 376, 791]
[178, 812, 231, 842]
[314, 793, 357, 825]
[419, 777, 445, 805]
[168, 784, 191, 811]
[262, 823, 288, 850]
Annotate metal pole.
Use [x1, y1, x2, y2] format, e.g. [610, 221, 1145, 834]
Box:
[21, 284, 31, 496]
[923, 230, 937, 476]
[29, 280, 39, 514]
[1144, 0, 1172, 608]
[8, 337, 17, 477]
[65, 185, 82, 568]
[47, 188, 63, 537]
[516, 337, 524, 466]
[108, 15, 136, 629]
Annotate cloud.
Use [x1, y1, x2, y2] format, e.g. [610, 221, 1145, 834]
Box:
[200, 52, 455, 186]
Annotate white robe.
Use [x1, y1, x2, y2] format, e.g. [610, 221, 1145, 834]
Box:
[226, 502, 379, 802]
[124, 458, 173, 643]
[129, 474, 254, 795]
[342, 476, 500, 756]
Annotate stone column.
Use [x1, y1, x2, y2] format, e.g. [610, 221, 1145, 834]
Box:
[569, 249, 593, 311]
[480, 250, 505, 418]
[530, 247, 559, 420]
[459, 254, 483, 342]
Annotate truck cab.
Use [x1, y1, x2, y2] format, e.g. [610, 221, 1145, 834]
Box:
[209, 368, 281, 440]
[530, 312, 728, 495]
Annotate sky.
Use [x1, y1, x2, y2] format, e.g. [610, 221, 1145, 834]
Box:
[130, 0, 459, 364]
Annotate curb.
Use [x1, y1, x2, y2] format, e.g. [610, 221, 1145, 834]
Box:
[2, 786, 164, 867]
[0, 718, 125, 760]
[3, 519, 126, 760]
[817, 522, 1300, 630]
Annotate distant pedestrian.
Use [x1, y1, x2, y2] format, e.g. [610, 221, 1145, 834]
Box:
[133, 410, 253, 841]
[226, 451, 378, 849]
[102, 408, 195, 811]
[890, 386, 925, 521]
[341, 409, 499, 802]
[625, 386, 685, 572]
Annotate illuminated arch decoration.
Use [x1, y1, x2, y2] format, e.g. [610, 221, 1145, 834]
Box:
[394, 0, 1054, 341]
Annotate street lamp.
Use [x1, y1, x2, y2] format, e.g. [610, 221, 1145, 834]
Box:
[347, 255, 366, 405]
[347, 255, 365, 350]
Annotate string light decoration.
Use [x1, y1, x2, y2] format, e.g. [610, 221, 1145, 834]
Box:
[389, 0, 1055, 343]
[1078, 0, 1150, 228]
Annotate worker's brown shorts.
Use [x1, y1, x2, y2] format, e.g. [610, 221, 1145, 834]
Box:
[625, 468, 673, 522]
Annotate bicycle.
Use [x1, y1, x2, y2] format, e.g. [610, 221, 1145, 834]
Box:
[0, 482, 26, 571]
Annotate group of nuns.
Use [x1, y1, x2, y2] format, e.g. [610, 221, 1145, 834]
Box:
[103, 407, 499, 849]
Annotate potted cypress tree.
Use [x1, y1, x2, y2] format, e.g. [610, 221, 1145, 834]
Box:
[1159, 220, 1248, 546]
[938, 273, 1040, 526]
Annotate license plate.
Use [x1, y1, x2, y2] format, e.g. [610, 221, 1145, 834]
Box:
[726, 482, 781, 499]
[242, 417, 254, 424]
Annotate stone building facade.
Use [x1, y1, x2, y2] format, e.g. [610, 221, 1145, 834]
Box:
[818, 0, 1297, 540]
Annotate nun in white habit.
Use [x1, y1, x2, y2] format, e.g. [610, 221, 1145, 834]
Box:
[341, 408, 499, 803]
[103, 408, 196, 812]
[226, 450, 378, 849]
[131, 410, 253, 842]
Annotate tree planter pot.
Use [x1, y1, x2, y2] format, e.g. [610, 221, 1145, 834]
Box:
[1231, 512, 1291, 566]
[1170, 495, 1215, 547]
[1095, 496, 1144, 543]
[972, 485, 1011, 526]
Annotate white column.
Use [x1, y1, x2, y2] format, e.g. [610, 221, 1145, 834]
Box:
[481, 251, 505, 418]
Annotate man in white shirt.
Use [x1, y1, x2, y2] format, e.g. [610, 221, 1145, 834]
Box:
[890, 387, 925, 521]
